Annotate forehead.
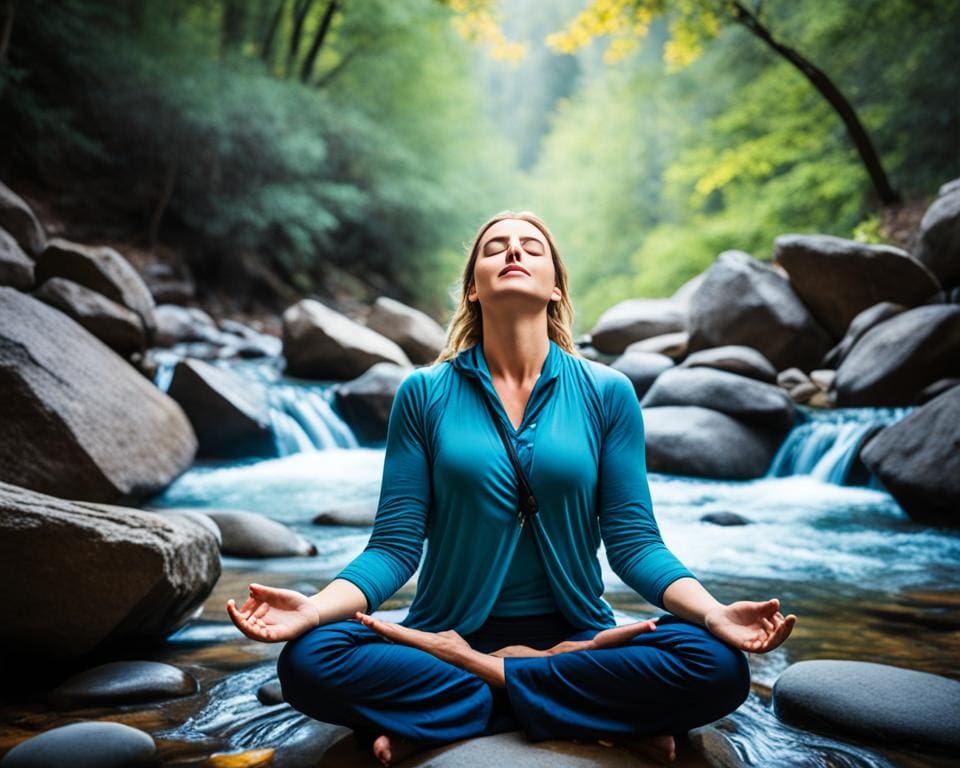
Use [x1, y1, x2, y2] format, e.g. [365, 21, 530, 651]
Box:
[480, 218, 546, 243]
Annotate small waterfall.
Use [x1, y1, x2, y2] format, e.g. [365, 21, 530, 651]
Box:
[767, 406, 913, 486]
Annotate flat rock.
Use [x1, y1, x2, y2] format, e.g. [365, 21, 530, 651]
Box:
[49, 660, 197, 709]
[0, 721, 157, 768]
[0, 181, 46, 257]
[0, 227, 34, 289]
[312, 501, 378, 526]
[589, 298, 687, 355]
[206, 509, 317, 558]
[677, 345, 777, 384]
[772, 659, 960, 755]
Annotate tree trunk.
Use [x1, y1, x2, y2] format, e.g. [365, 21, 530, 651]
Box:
[300, 0, 338, 83]
[261, 0, 285, 64]
[285, 0, 315, 77]
[221, 0, 246, 55]
[729, 0, 900, 205]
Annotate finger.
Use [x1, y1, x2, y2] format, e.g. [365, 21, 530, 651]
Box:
[253, 601, 270, 620]
[593, 620, 658, 648]
[761, 616, 775, 633]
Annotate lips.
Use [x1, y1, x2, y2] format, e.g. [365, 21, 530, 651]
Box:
[499, 265, 531, 277]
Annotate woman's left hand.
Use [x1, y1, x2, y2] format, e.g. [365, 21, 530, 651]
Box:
[704, 598, 796, 653]
[353, 612, 472, 661]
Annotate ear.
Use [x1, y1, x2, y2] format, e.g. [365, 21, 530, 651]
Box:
[550, 286, 562, 302]
[467, 283, 478, 303]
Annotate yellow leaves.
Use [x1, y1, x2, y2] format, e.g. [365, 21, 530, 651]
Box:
[545, 0, 647, 63]
[447, 0, 528, 63]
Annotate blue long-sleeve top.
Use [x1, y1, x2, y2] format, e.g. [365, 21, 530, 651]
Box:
[334, 339, 700, 633]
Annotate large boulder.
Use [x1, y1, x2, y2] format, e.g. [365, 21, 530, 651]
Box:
[33, 277, 146, 355]
[687, 250, 834, 372]
[677, 345, 777, 384]
[641, 367, 796, 430]
[282, 298, 412, 380]
[833, 304, 960, 406]
[859, 385, 960, 526]
[0, 227, 34, 289]
[820, 302, 907, 369]
[0, 722, 157, 768]
[589, 298, 687, 355]
[0, 180, 46, 256]
[166, 359, 275, 458]
[0, 288, 197, 503]
[773, 234, 940, 338]
[35, 238, 157, 340]
[205, 509, 317, 557]
[366, 296, 447, 365]
[610, 351, 674, 400]
[153, 304, 221, 347]
[642, 406, 782, 479]
[0, 481, 220, 659]
[913, 181, 960, 289]
[334, 362, 409, 443]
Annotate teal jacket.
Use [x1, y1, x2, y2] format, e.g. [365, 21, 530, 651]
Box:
[335, 339, 700, 632]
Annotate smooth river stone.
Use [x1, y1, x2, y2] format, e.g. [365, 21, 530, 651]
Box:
[0, 721, 157, 768]
[772, 659, 960, 754]
[48, 660, 197, 709]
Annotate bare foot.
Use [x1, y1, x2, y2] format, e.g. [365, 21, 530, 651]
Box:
[371, 733, 423, 766]
[611, 733, 676, 764]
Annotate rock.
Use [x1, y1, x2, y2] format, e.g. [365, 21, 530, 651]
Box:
[142, 263, 196, 305]
[622, 331, 688, 360]
[774, 234, 940, 337]
[834, 304, 960, 406]
[0, 288, 196, 503]
[334, 363, 414, 443]
[809, 369, 835, 390]
[366, 296, 447, 365]
[918, 377, 960, 404]
[789, 381, 819, 404]
[0, 181, 46, 257]
[677, 345, 777, 384]
[218, 318, 282, 358]
[0, 721, 158, 768]
[913, 183, 960, 288]
[206, 509, 317, 558]
[49, 661, 197, 709]
[859, 385, 960, 526]
[153, 304, 221, 347]
[257, 678, 284, 705]
[35, 238, 157, 339]
[670, 272, 706, 307]
[0, 481, 220, 659]
[0, 227, 34, 289]
[312, 501, 378, 526]
[144, 507, 223, 545]
[609, 351, 674, 400]
[700, 512, 751, 526]
[271, 720, 352, 768]
[642, 406, 782, 480]
[166, 359, 275, 458]
[940, 177, 960, 197]
[33, 277, 146, 355]
[282, 298, 412, 380]
[820, 302, 907, 369]
[641, 367, 796, 430]
[687, 250, 834, 371]
[589, 298, 687, 355]
[772, 659, 960, 755]
[777, 367, 810, 389]
[687, 724, 747, 768]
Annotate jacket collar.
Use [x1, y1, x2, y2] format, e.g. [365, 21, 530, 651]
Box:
[451, 338, 562, 386]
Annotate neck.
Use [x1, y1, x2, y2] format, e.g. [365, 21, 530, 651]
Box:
[480, 310, 550, 385]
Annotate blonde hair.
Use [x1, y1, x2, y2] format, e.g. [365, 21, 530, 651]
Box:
[434, 210, 581, 364]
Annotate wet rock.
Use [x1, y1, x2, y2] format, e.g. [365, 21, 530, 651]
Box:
[282, 298, 412, 380]
[789, 381, 820, 404]
[589, 298, 687, 355]
[49, 660, 197, 709]
[687, 250, 834, 371]
[0, 721, 158, 768]
[687, 724, 747, 768]
[167, 359, 275, 458]
[641, 367, 796, 430]
[0, 180, 46, 256]
[701, 512, 751, 526]
[622, 331, 688, 360]
[312, 501, 378, 526]
[0, 481, 220, 659]
[144, 507, 223, 546]
[834, 304, 960, 406]
[678, 345, 777, 384]
[257, 678, 284, 705]
[859, 385, 960, 526]
[643, 406, 782, 480]
[219, 318, 282, 358]
[366, 296, 447, 365]
[774, 234, 940, 337]
[333, 362, 408, 443]
[772, 659, 960, 755]
[0, 227, 34, 289]
[821, 301, 908, 369]
[913, 181, 960, 289]
[776, 367, 810, 389]
[609, 351, 674, 400]
[918, 377, 960, 404]
[33, 277, 146, 355]
[153, 304, 222, 347]
[206, 509, 317, 558]
[808, 369, 835, 390]
[35, 238, 157, 340]
[0, 288, 196, 503]
[271, 720, 352, 768]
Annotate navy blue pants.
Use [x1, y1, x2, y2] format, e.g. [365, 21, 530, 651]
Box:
[276, 610, 751, 746]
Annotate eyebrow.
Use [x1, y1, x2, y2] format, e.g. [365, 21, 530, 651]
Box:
[482, 235, 545, 247]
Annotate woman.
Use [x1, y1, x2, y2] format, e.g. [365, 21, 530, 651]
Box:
[227, 211, 797, 766]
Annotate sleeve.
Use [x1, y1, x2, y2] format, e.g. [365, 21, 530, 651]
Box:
[333, 369, 431, 612]
[597, 371, 700, 611]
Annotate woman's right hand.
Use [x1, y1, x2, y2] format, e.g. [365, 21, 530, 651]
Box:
[226, 583, 321, 643]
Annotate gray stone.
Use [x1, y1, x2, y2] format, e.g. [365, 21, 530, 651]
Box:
[589, 298, 687, 355]
[49, 661, 197, 709]
[366, 296, 447, 365]
[834, 304, 960, 406]
[821, 302, 907, 369]
[0, 721, 158, 768]
[0, 228, 34, 289]
[0, 481, 220, 659]
[610, 351, 674, 400]
[334, 362, 411, 443]
[700, 512, 751, 526]
[144, 507, 223, 545]
[687, 250, 834, 372]
[670, 272, 706, 307]
[772, 659, 960, 755]
[282, 298, 412, 379]
[0, 288, 196, 503]
[678, 345, 777, 384]
[257, 678, 284, 705]
[622, 331, 688, 360]
[206, 509, 317, 558]
[914, 184, 960, 288]
[774, 233, 940, 337]
[859, 385, 960, 526]
[0, 181, 46, 257]
[312, 501, 378, 526]
[153, 304, 220, 347]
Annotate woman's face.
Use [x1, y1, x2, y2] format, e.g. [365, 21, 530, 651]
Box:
[467, 218, 563, 311]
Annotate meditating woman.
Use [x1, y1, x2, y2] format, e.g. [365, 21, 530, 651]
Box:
[227, 211, 797, 765]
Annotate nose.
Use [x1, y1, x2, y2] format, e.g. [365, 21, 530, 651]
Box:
[506, 234, 523, 260]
